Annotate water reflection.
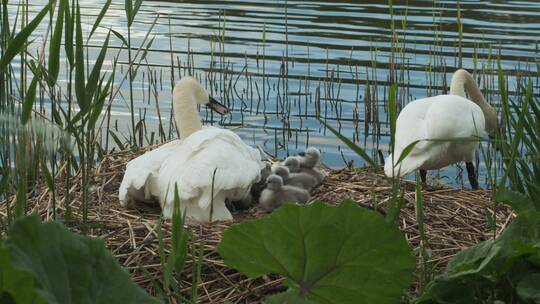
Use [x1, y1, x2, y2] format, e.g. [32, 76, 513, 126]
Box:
[15, 0, 540, 186]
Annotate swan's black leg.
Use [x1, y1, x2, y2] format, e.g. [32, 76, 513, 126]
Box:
[466, 162, 479, 190]
[377, 150, 385, 165]
[419, 169, 427, 184]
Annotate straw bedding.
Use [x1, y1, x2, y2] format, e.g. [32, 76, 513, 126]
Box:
[1, 147, 514, 303]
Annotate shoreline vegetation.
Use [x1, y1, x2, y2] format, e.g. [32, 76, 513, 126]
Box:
[1, 0, 539, 303]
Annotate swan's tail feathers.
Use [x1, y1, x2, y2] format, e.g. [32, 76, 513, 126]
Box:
[118, 168, 156, 207]
[384, 152, 425, 178]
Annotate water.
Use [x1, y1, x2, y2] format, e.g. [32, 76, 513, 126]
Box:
[11, 0, 540, 187]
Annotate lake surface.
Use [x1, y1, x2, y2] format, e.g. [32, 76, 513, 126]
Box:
[15, 0, 540, 186]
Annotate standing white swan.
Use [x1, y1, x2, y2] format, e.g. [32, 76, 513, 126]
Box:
[384, 69, 498, 189]
[119, 77, 264, 222]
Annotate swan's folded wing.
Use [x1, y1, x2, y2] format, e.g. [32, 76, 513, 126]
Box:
[393, 98, 432, 152]
[425, 96, 486, 139]
[119, 140, 181, 204]
[158, 128, 264, 208]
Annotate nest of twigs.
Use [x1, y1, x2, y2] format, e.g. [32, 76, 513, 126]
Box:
[1, 147, 515, 303]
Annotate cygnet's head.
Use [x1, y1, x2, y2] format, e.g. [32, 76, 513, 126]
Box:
[174, 76, 229, 114]
[271, 165, 290, 181]
[261, 163, 272, 178]
[283, 156, 300, 173]
[266, 174, 283, 191]
[298, 147, 321, 168]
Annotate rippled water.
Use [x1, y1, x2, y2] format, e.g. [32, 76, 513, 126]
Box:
[16, 0, 540, 186]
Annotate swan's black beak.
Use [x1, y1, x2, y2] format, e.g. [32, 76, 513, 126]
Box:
[207, 96, 230, 115]
[298, 152, 306, 157]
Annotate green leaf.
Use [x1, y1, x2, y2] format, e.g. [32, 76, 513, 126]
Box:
[111, 29, 128, 47]
[516, 273, 540, 302]
[64, 0, 74, 66]
[444, 240, 500, 275]
[494, 190, 536, 215]
[218, 201, 415, 304]
[20, 67, 40, 124]
[171, 184, 188, 270]
[88, 0, 112, 39]
[319, 119, 378, 168]
[388, 83, 398, 153]
[0, 2, 51, 71]
[419, 208, 540, 303]
[4, 215, 160, 303]
[109, 130, 127, 150]
[394, 140, 422, 168]
[125, 0, 133, 25]
[265, 289, 310, 304]
[497, 210, 540, 255]
[163, 184, 189, 290]
[85, 31, 111, 103]
[40, 160, 54, 192]
[0, 243, 45, 304]
[88, 75, 113, 130]
[47, 0, 65, 85]
[131, 0, 144, 26]
[74, 3, 87, 114]
[416, 277, 479, 304]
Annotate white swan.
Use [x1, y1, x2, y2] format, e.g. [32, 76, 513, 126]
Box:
[384, 69, 498, 189]
[119, 77, 264, 222]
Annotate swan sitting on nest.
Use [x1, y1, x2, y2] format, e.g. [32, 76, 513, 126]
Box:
[119, 77, 264, 222]
[384, 69, 499, 189]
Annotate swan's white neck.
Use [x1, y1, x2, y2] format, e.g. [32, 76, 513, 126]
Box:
[173, 85, 203, 139]
[450, 69, 497, 134]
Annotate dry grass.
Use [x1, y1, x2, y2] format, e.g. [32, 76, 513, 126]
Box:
[0, 148, 515, 303]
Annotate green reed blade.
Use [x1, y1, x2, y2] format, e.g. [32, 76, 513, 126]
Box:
[388, 83, 398, 154]
[88, 74, 113, 130]
[0, 1, 51, 71]
[74, 2, 87, 114]
[110, 29, 128, 47]
[21, 66, 41, 124]
[64, 0, 74, 66]
[132, 0, 144, 26]
[88, 0, 112, 39]
[40, 158, 54, 192]
[125, 0, 133, 26]
[85, 31, 110, 102]
[109, 130, 126, 150]
[319, 118, 377, 168]
[394, 139, 421, 167]
[48, 0, 66, 85]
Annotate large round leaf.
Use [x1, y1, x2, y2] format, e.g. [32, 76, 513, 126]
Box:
[3, 215, 161, 304]
[218, 200, 415, 303]
[0, 242, 45, 304]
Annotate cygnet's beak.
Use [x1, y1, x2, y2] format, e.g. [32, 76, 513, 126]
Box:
[298, 152, 306, 156]
[207, 96, 230, 115]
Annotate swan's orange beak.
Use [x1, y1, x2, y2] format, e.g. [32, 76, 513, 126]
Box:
[207, 96, 230, 115]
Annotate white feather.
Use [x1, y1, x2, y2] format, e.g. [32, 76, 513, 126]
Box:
[157, 127, 263, 220]
[118, 140, 181, 206]
[384, 94, 485, 177]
